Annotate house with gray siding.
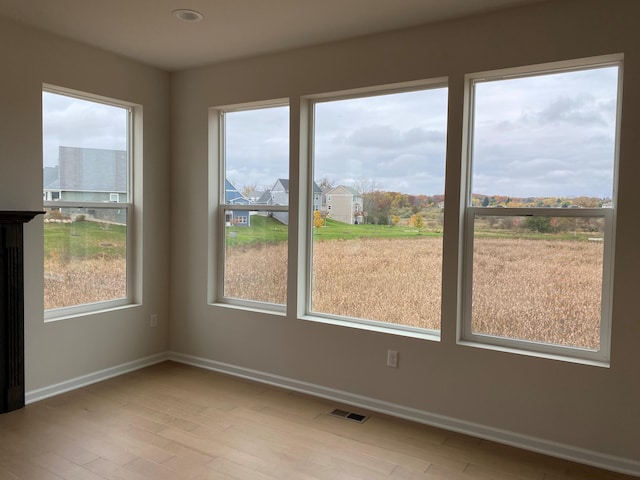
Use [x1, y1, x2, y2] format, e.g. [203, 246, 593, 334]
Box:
[258, 178, 322, 225]
[43, 146, 127, 203]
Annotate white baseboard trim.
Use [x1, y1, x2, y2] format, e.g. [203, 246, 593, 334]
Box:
[168, 351, 640, 478]
[25, 352, 170, 404]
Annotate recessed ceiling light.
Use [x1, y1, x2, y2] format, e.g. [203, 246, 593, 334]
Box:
[172, 9, 204, 21]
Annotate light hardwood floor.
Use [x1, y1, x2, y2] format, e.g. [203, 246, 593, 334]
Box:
[0, 361, 634, 480]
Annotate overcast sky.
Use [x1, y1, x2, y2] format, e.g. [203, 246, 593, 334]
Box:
[44, 64, 620, 199]
[42, 91, 128, 168]
[472, 65, 619, 199]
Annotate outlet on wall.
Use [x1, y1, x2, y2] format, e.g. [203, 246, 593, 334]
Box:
[387, 349, 398, 368]
[150, 313, 158, 328]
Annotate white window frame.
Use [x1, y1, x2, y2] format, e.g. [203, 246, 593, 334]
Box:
[459, 55, 623, 364]
[210, 101, 289, 313]
[303, 79, 448, 339]
[43, 85, 137, 320]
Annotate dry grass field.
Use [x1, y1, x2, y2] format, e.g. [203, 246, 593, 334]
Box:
[311, 238, 443, 330]
[224, 242, 289, 304]
[45, 236, 603, 350]
[226, 237, 602, 349]
[472, 237, 602, 350]
[44, 255, 126, 310]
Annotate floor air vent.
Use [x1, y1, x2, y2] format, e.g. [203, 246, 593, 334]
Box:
[330, 408, 369, 423]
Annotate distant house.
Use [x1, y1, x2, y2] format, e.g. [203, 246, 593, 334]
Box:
[262, 178, 289, 224]
[43, 166, 60, 200]
[312, 182, 322, 212]
[255, 189, 273, 204]
[325, 185, 364, 224]
[43, 146, 128, 223]
[258, 178, 322, 225]
[320, 185, 332, 211]
[43, 146, 127, 203]
[270, 179, 290, 206]
[224, 179, 250, 226]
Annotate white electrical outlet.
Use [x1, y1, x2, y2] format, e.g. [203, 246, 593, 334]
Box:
[150, 313, 158, 328]
[387, 349, 398, 368]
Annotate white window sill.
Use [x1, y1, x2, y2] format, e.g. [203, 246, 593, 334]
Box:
[299, 314, 441, 341]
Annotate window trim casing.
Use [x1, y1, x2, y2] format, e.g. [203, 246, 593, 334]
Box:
[42, 85, 139, 320]
[458, 54, 623, 365]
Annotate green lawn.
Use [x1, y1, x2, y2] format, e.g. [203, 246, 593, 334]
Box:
[312, 219, 441, 241]
[225, 215, 288, 247]
[44, 220, 126, 259]
[225, 215, 441, 247]
[230, 215, 598, 246]
[44, 214, 595, 259]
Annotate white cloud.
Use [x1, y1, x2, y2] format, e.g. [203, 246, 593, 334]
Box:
[43, 92, 128, 167]
[314, 87, 448, 195]
[472, 65, 619, 198]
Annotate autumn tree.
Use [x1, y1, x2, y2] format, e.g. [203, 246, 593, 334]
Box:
[411, 213, 425, 230]
[313, 210, 325, 229]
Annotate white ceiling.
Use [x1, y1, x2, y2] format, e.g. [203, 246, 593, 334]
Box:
[0, 0, 549, 71]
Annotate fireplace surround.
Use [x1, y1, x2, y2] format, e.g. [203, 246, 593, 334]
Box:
[0, 211, 43, 413]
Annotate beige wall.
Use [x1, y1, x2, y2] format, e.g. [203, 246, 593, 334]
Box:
[170, 0, 640, 468]
[0, 19, 171, 389]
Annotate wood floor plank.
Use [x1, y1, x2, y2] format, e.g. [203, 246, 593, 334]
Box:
[30, 452, 105, 480]
[0, 361, 633, 480]
[223, 406, 425, 475]
[83, 457, 149, 480]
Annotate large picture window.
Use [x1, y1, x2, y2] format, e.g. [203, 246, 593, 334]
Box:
[309, 84, 448, 333]
[215, 104, 289, 309]
[43, 87, 133, 316]
[461, 57, 622, 361]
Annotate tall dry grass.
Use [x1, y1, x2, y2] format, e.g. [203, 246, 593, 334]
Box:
[224, 237, 602, 348]
[311, 238, 442, 330]
[224, 237, 443, 329]
[472, 237, 602, 350]
[44, 255, 126, 310]
[45, 235, 603, 350]
[224, 242, 288, 304]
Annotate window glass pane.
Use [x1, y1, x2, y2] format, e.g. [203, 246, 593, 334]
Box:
[43, 90, 130, 312]
[43, 92, 129, 203]
[224, 209, 288, 304]
[44, 207, 127, 310]
[471, 214, 604, 350]
[311, 87, 448, 331]
[472, 66, 619, 204]
[222, 106, 289, 304]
